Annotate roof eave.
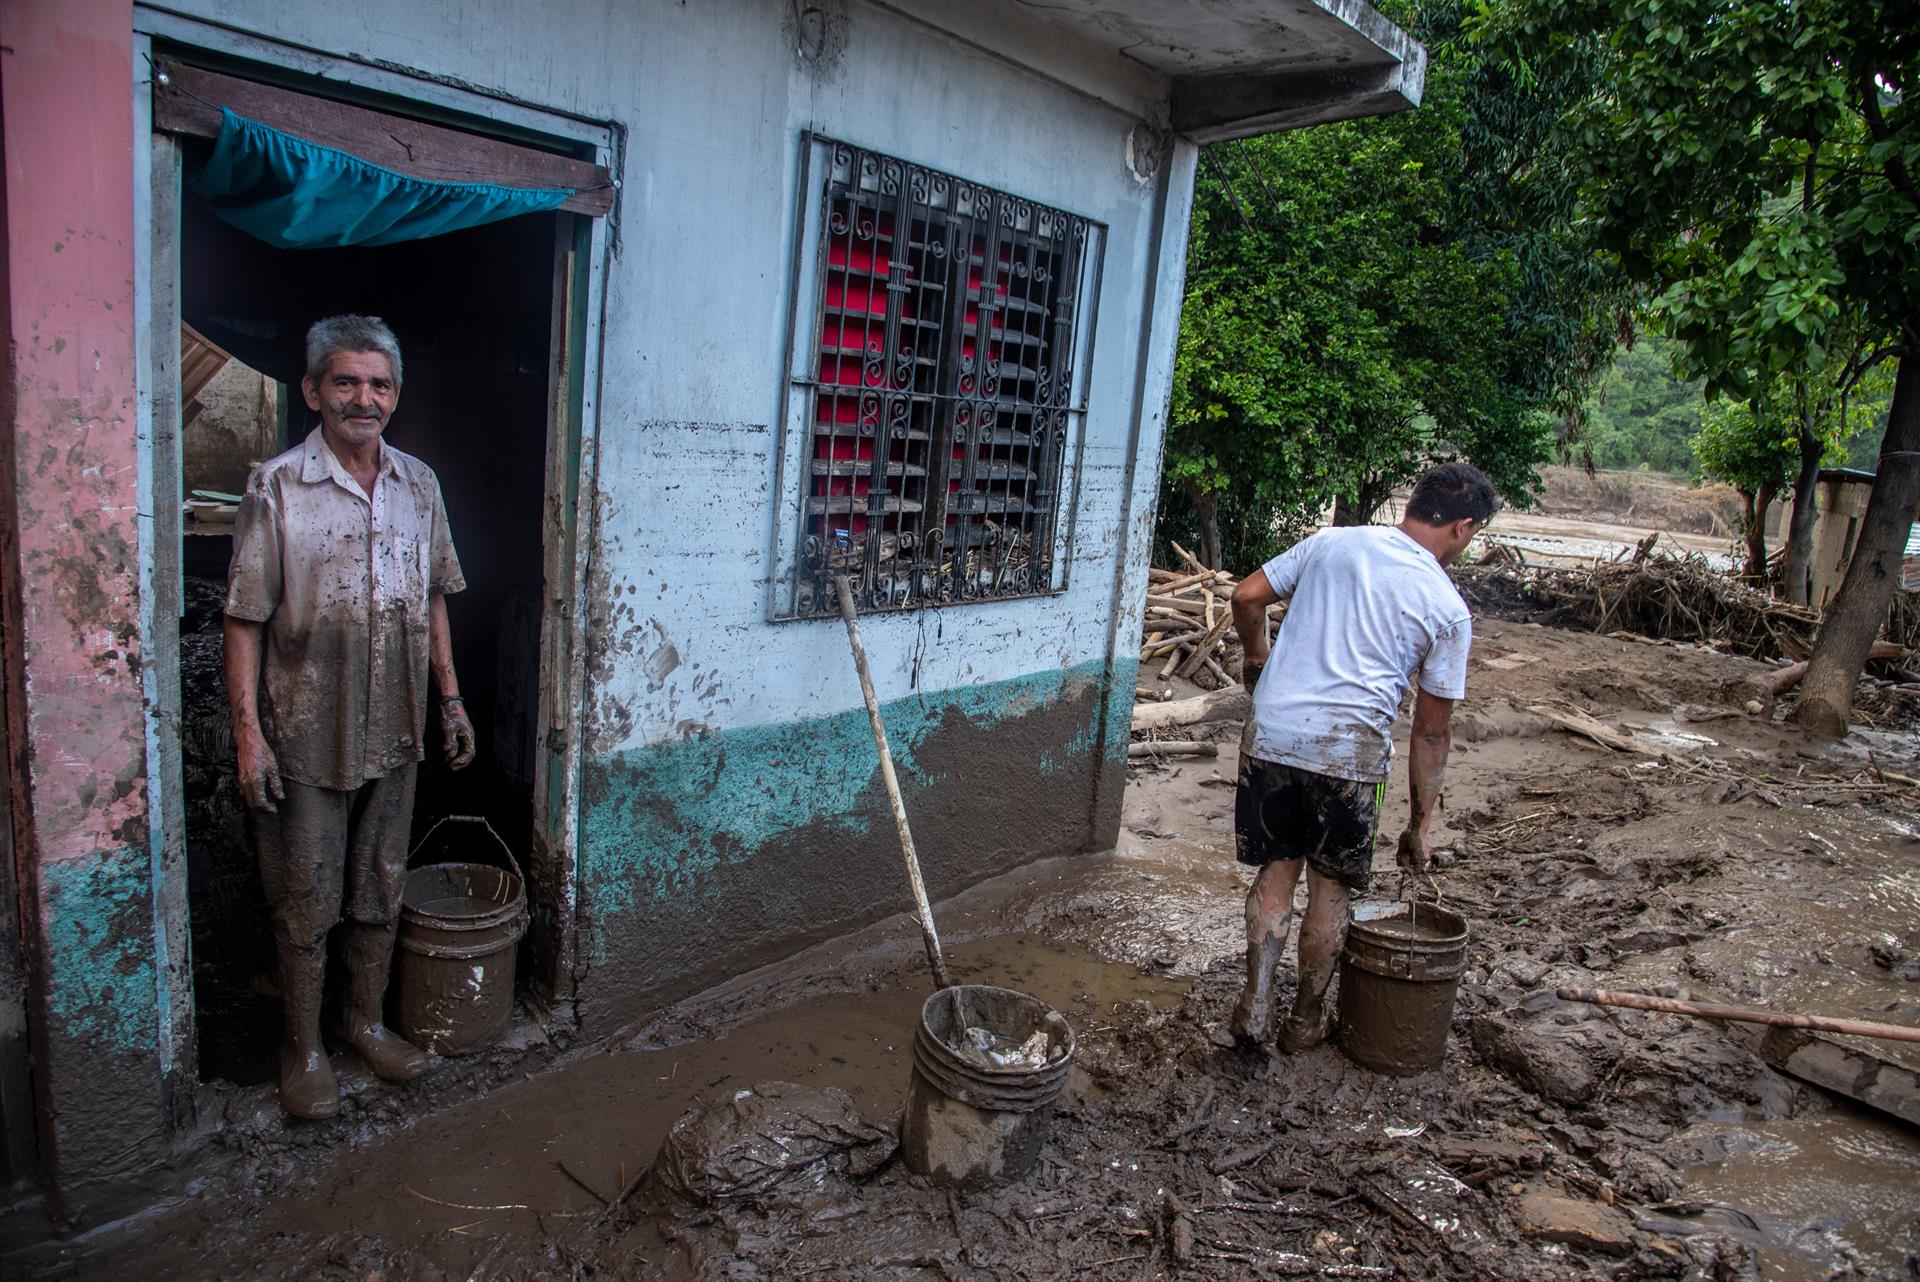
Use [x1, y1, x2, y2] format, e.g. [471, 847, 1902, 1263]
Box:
[1172, 1, 1427, 142]
[1172, 51, 1425, 142]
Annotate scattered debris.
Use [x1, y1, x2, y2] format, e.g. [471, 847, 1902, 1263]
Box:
[650, 1081, 896, 1206]
[1126, 739, 1218, 760]
[951, 1025, 1056, 1070]
[1759, 1027, 1920, 1127]
[1456, 556, 1920, 662]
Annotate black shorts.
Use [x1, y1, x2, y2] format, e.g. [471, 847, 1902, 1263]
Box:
[1234, 755, 1382, 892]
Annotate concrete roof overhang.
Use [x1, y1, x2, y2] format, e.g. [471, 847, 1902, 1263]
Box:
[882, 0, 1426, 140]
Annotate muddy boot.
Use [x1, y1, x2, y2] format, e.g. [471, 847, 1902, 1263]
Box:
[1229, 931, 1288, 1046]
[1276, 994, 1332, 1053]
[335, 921, 430, 1082]
[276, 937, 339, 1120]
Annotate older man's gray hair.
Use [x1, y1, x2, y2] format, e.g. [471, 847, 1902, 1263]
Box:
[305, 315, 404, 389]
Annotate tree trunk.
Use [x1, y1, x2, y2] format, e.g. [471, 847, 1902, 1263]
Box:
[1189, 483, 1223, 572]
[1332, 478, 1386, 527]
[1742, 484, 1775, 580]
[1795, 351, 1920, 736]
[1781, 416, 1824, 606]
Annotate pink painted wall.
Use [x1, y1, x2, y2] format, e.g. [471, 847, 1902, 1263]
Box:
[1, 0, 172, 1223]
[2, 0, 145, 858]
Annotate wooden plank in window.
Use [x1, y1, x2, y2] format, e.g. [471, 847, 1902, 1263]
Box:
[152, 60, 613, 218]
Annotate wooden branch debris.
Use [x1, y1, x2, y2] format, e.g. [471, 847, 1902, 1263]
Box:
[1757, 641, 1910, 700]
[1761, 1027, 1920, 1128]
[1127, 739, 1218, 760]
[1526, 705, 1669, 757]
[1138, 556, 1282, 693]
[1132, 689, 1250, 732]
[1456, 558, 1920, 664]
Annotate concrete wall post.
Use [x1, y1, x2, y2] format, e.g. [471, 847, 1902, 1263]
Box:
[0, 0, 177, 1223]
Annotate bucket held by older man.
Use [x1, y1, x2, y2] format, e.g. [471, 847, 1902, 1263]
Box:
[393, 816, 529, 1056]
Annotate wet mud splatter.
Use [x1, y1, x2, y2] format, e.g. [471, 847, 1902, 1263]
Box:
[10, 619, 1920, 1281]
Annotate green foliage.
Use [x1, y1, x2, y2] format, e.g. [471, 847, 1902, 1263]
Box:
[1840, 372, 1900, 469]
[1691, 400, 1796, 498]
[1580, 334, 1707, 473]
[1484, 0, 1917, 403]
[1691, 345, 1895, 494]
[1163, 0, 1625, 567]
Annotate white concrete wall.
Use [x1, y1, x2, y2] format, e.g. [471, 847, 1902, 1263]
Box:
[158, 0, 1184, 757]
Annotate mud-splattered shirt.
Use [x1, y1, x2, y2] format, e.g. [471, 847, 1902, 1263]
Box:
[1249, 525, 1470, 783]
[226, 428, 465, 791]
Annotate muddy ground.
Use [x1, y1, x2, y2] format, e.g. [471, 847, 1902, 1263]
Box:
[10, 618, 1920, 1282]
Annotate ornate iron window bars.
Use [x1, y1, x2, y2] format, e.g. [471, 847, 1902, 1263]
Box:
[792, 141, 1093, 617]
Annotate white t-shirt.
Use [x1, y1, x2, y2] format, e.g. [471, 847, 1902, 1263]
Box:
[1249, 525, 1472, 783]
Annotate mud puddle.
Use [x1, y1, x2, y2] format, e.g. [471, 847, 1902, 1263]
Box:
[33, 933, 1184, 1282]
[1669, 1107, 1920, 1282]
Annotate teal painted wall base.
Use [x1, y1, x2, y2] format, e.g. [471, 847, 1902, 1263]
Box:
[574, 657, 1136, 1031]
[29, 849, 174, 1221]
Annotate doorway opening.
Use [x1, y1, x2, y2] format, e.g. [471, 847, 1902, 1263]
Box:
[177, 194, 560, 1085]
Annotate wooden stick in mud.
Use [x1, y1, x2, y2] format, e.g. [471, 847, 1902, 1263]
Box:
[1557, 987, 1920, 1044]
[1127, 740, 1218, 759]
[1133, 688, 1250, 732]
[1757, 641, 1908, 699]
[834, 576, 954, 991]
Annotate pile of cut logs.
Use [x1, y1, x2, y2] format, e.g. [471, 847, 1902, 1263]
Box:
[1137, 542, 1281, 698]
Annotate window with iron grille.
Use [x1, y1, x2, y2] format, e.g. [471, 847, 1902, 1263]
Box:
[784, 139, 1101, 618]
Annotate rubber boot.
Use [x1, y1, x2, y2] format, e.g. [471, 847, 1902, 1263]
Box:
[276, 936, 339, 1120]
[1276, 992, 1333, 1053]
[1228, 929, 1288, 1047]
[335, 921, 430, 1082]
[1277, 935, 1340, 1052]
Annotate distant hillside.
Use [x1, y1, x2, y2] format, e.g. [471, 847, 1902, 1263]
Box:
[1534, 465, 1745, 537]
[1579, 335, 1703, 475]
[1577, 333, 1895, 476]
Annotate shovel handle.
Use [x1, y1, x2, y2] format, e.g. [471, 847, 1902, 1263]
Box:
[834, 576, 954, 990]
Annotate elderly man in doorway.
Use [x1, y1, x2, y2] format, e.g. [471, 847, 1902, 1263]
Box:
[225, 315, 477, 1118]
[1226, 462, 1495, 1052]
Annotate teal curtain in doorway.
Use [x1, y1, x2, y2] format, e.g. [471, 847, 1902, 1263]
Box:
[189, 109, 573, 250]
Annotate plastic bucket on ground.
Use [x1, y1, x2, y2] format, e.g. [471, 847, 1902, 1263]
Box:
[1337, 899, 1469, 1076]
[393, 816, 528, 1056]
[901, 984, 1076, 1188]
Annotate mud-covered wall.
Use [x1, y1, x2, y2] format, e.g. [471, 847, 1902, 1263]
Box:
[576, 656, 1140, 1029]
[150, 0, 1191, 1031]
[1, 0, 179, 1221]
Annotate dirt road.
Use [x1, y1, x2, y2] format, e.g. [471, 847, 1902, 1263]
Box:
[11, 621, 1919, 1281]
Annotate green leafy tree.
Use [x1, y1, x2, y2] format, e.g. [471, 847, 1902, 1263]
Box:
[1163, 0, 1623, 570]
[1489, 0, 1920, 734]
[1693, 398, 1799, 579]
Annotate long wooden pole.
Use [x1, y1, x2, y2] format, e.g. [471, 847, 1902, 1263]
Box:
[1558, 987, 1920, 1044]
[835, 577, 954, 990]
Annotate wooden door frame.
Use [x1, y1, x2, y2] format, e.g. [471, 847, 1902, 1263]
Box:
[133, 17, 614, 1093]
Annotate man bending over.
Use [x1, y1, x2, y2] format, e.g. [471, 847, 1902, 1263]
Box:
[1227, 463, 1495, 1050]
